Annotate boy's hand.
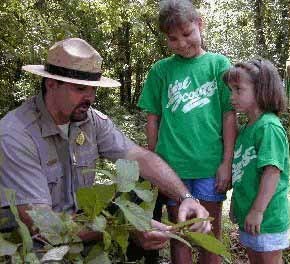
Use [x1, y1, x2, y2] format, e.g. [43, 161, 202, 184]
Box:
[215, 161, 232, 193]
[244, 209, 263, 235]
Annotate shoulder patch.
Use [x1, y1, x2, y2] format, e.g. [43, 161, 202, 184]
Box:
[93, 109, 108, 120]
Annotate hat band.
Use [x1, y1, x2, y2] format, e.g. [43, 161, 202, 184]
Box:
[45, 64, 101, 81]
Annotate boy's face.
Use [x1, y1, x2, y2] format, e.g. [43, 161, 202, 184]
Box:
[166, 20, 203, 58]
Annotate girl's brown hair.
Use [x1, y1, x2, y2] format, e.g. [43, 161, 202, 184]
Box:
[159, 0, 200, 33]
[223, 59, 287, 114]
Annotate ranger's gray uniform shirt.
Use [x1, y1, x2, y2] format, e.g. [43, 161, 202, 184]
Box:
[0, 93, 135, 212]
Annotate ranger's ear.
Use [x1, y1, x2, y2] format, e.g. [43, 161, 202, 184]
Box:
[45, 78, 60, 91]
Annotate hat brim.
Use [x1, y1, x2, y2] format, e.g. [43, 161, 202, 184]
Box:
[22, 65, 121, 87]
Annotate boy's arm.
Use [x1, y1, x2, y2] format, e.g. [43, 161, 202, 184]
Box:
[215, 110, 237, 193]
[244, 165, 280, 235]
[146, 113, 160, 151]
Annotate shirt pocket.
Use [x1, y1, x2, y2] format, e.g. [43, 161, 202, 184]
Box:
[45, 162, 64, 209]
[75, 145, 99, 187]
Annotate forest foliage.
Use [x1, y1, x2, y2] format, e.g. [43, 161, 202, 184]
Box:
[0, 0, 290, 117]
[0, 0, 290, 262]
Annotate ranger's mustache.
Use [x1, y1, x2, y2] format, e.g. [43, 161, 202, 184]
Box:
[77, 101, 91, 108]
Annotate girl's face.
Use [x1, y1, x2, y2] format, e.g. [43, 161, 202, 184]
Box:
[228, 69, 260, 117]
[166, 20, 203, 58]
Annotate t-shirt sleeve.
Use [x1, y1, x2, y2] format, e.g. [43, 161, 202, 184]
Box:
[93, 111, 136, 161]
[0, 132, 52, 207]
[255, 124, 288, 171]
[137, 64, 162, 115]
[217, 56, 233, 113]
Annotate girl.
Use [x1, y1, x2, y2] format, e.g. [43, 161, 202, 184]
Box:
[138, 0, 237, 263]
[223, 59, 289, 264]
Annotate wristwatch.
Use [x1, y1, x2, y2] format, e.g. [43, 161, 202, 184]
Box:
[179, 193, 200, 204]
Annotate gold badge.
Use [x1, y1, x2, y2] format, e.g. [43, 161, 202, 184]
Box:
[76, 131, 85, 145]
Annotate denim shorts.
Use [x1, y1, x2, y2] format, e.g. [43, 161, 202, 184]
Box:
[167, 177, 226, 206]
[239, 230, 289, 252]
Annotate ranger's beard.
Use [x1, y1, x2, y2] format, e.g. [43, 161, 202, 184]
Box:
[70, 101, 91, 122]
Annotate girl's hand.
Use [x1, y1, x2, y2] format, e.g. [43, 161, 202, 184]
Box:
[215, 161, 232, 193]
[244, 166, 280, 236]
[244, 209, 263, 235]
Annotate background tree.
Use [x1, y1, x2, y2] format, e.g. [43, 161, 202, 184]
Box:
[0, 0, 289, 114]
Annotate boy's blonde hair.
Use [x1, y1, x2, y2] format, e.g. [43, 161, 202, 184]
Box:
[159, 0, 200, 33]
[223, 59, 287, 114]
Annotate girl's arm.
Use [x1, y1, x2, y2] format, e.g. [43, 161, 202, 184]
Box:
[244, 165, 280, 235]
[146, 113, 160, 151]
[222, 111, 237, 163]
[215, 110, 237, 192]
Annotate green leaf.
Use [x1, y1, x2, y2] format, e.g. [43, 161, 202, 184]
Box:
[40, 245, 70, 263]
[165, 232, 192, 249]
[108, 227, 129, 254]
[67, 255, 84, 264]
[11, 254, 23, 264]
[184, 231, 231, 260]
[114, 197, 151, 231]
[0, 216, 9, 227]
[103, 231, 111, 251]
[24, 253, 40, 264]
[134, 181, 153, 202]
[4, 188, 33, 254]
[115, 159, 139, 192]
[89, 215, 107, 232]
[0, 233, 18, 256]
[85, 244, 111, 264]
[68, 243, 84, 255]
[139, 187, 158, 219]
[27, 207, 64, 245]
[171, 217, 214, 230]
[58, 213, 82, 243]
[76, 184, 115, 219]
[163, 219, 174, 226]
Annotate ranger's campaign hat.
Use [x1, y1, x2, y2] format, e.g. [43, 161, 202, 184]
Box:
[22, 38, 120, 87]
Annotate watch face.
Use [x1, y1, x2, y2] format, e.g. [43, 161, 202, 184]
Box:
[183, 193, 193, 199]
[180, 193, 193, 202]
[180, 193, 199, 204]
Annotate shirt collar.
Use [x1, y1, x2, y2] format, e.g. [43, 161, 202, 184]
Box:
[35, 92, 60, 137]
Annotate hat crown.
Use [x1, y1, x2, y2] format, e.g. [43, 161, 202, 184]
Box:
[22, 37, 120, 87]
[47, 38, 102, 73]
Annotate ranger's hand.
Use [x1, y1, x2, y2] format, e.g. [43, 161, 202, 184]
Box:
[131, 220, 171, 250]
[178, 198, 211, 233]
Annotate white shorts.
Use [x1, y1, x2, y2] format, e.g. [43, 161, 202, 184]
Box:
[239, 230, 289, 252]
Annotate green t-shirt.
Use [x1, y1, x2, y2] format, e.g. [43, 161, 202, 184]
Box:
[232, 113, 289, 233]
[138, 52, 232, 179]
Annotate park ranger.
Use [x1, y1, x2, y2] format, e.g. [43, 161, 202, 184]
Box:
[0, 38, 210, 248]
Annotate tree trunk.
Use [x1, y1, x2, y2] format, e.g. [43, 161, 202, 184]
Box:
[119, 22, 132, 108]
[275, 0, 290, 75]
[252, 0, 267, 58]
[132, 59, 143, 108]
